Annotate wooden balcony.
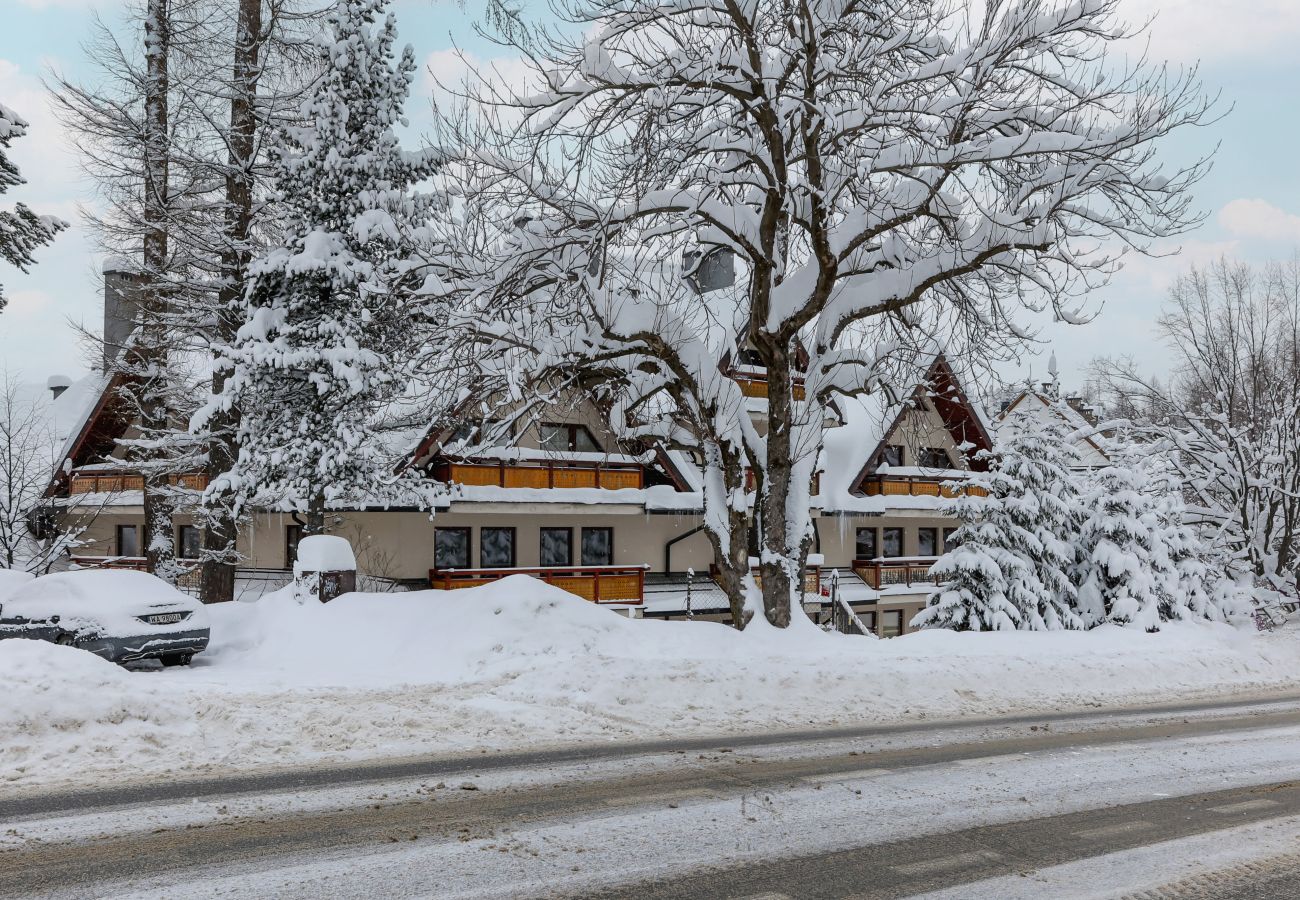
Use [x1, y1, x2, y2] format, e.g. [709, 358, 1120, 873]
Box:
[743, 469, 821, 495]
[859, 475, 987, 499]
[68, 472, 210, 495]
[436, 460, 643, 491]
[853, 558, 941, 590]
[711, 563, 822, 596]
[733, 375, 806, 402]
[429, 565, 648, 604]
[70, 554, 148, 570]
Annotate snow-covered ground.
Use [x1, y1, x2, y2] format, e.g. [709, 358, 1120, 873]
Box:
[3, 575, 1299, 792]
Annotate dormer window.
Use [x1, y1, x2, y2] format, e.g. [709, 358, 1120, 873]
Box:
[918, 447, 952, 469]
[540, 422, 601, 453]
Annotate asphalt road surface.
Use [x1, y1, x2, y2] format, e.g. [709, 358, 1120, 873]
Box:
[6, 694, 1300, 899]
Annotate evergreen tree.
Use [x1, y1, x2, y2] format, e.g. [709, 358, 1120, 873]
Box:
[1075, 449, 1179, 630]
[0, 102, 66, 313]
[208, 0, 441, 530]
[913, 418, 1085, 632]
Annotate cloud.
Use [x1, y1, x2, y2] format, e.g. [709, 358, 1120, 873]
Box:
[13, 0, 121, 9]
[1218, 198, 1300, 244]
[1118, 0, 1300, 63]
[421, 48, 540, 104]
[4, 289, 55, 318]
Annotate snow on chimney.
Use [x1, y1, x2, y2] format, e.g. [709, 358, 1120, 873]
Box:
[46, 374, 71, 400]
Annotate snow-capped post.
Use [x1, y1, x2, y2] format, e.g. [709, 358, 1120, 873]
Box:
[294, 535, 357, 603]
[424, 0, 1215, 632]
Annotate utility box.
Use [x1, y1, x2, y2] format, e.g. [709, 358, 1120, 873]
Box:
[293, 535, 357, 603]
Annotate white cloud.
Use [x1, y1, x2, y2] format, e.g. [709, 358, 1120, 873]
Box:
[421, 48, 539, 104]
[1218, 198, 1300, 244]
[1119, 0, 1300, 63]
[13, 0, 121, 9]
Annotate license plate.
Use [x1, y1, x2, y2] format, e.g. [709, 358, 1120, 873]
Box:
[146, 613, 184, 625]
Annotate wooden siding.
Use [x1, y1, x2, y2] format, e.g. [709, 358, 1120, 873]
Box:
[859, 476, 988, 498]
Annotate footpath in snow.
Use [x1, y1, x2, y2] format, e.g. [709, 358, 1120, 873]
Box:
[3, 576, 1299, 791]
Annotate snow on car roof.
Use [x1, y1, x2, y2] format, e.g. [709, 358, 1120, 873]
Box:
[5, 570, 192, 609]
[0, 569, 35, 601]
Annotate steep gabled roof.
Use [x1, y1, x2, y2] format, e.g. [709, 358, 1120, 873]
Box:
[996, 389, 1109, 465]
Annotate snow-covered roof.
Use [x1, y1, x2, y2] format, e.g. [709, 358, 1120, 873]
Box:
[996, 389, 1109, 467]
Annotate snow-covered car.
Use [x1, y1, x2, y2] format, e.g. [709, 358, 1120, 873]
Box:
[0, 570, 210, 666]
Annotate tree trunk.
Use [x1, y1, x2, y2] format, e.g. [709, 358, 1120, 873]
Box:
[201, 0, 262, 604]
[757, 343, 799, 626]
[699, 440, 753, 629]
[305, 490, 326, 536]
[140, 0, 172, 578]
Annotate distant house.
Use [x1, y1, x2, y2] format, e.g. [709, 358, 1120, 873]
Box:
[995, 367, 1109, 470]
[38, 266, 995, 637]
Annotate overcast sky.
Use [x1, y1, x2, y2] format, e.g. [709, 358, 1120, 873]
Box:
[2, 0, 1299, 391]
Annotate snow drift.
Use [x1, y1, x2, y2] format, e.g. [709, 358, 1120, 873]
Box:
[3, 577, 1298, 790]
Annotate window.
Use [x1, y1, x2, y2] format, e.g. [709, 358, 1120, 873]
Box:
[581, 527, 613, 565]
[450, 419, 504, 446]
[882, 527, 904, 558]
[917, 527, 938, 557]
[861, 611, 877, 634]
[882, 445, 904, 467]
[943, 527, 959, 551]
[540, 422, 601, 453]
[918, 447, 952, 469]
[177, 524, 201, 560]
[540, 528, 573, 567]
[116, 524, 140, 558]
[480, 527, 516, 567]
[855, 528, 877, 561]
[286, 524, 303, 568]
[434, 527, 470, 569]
[881, 609, 904, 638]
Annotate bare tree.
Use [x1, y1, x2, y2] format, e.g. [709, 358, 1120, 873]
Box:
[423, 0, 1214, 628]
[0, 375, 56, 570]
[1092, 256, 1300, 591]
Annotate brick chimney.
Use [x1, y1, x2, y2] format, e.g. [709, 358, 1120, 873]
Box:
[101, 258, 141, 373]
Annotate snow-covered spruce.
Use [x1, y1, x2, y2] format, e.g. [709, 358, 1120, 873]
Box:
[0, 102, 66, 312]
[203, 0, 441, 528]
[914, 418, 1084, 632]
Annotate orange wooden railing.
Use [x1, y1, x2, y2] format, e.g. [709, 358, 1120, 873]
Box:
[733, 375, 807, 401]
[743, 469, 821, 494]
[430, 565, 648, 604]
[710, 563, 822, 596]
[859, 475, 988, 499]
[852, 558, 941, 589]
[437, 461, 643, 491]
[69, 555, 201, 588]
[69, 472, 210, 495]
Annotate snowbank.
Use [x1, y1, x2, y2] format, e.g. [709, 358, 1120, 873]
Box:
[0, 568, 34, 600]
[3, 577, 1299, 790]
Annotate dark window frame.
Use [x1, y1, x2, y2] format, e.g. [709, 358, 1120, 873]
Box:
[540, 422, 602, 453]
[882, 527, 904, 558]
[434, 526, 471, 570]
[116, 524, 140, 558]
[580, 526, 614, 566]
[539, 527, 573, 567]
[918, 447, 953, 469]
[881, 445, 904, 467]
[285, 524, 303, 568]
[942, 527, 959, 551]
[177, 524, 201, 560]
[917, 527, 938, 557]
[855, 527, 877, 561]
[881, 609, 904, 638]
[480, 526, 518, 568]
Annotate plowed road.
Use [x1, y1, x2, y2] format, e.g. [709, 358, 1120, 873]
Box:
[6, 695, 1300, 899]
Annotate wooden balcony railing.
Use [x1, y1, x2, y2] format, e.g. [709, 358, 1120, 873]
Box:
[710, 564, 822, 596]
[429, 564, 648, 604]
[437, 461, 643, 491]
[70, 554, 148, 570]
[744, 469, 821, 495]
[859, 475, 988, 499]
[69, 472, 210, 495]
[733, 375, 806, 402]
[852, 558, 941, 590]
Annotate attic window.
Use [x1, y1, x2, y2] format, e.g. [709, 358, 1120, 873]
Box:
[451, 420, 504, 446]
[540, 423, 601, 453]
[881, 445, 903, 467]
[918, 447, 952, 469]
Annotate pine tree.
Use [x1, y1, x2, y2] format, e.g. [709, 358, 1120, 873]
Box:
[209, 0, 441, 530]
[1075, 449, 1178, 631]
[913, 418, 1085, 632]
[0, 102, 66, 313]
